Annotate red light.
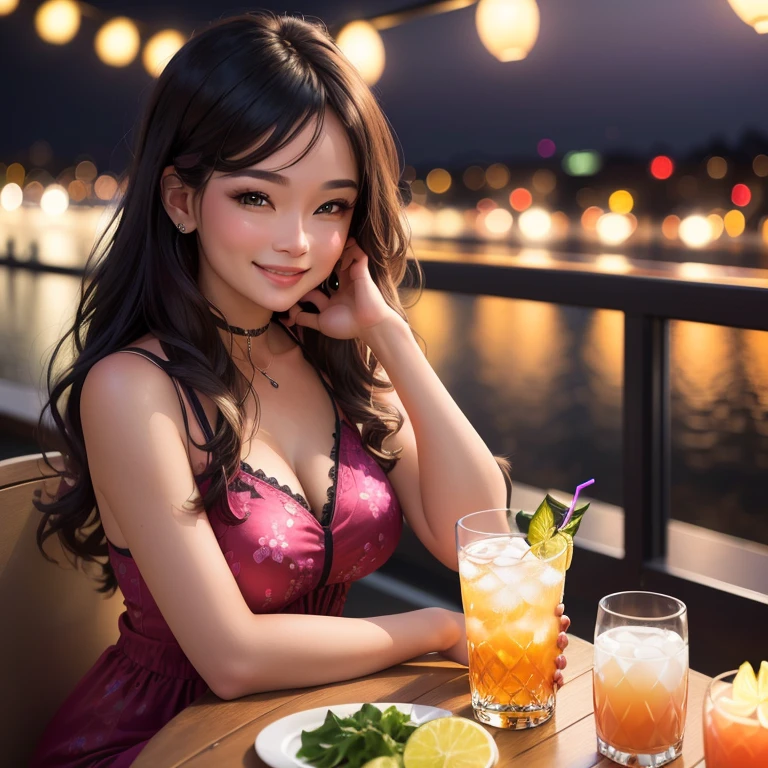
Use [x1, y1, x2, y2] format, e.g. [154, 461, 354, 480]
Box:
[650, 156, 674, 180]
[509, 188, 533, 211]
[732, 183, 751, 207]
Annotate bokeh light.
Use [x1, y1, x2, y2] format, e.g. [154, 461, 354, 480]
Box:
[35, 0, 81, 45]
[706, 156, 728, 179]
[762, 217, 768, 245]
[0, 182, 22, 211]
[484, 208, 514, 235]
[94, 174, 119, 201]
[485, 163, 510, 189]
[608, 190, 634, 214]
[724, 209, 746, 237]
[75, 160, 98, 182]
[537, 138, 556, 158]
[463, 166, 485, 191]
[6, 162, 25, 186]
[650, 155, 674, 180]
[67, 180, 88, 203]
[143, 30, 186, 77]
[731, 183, 752, 207]
[475, 0, 540, 62]
[532, 169, 556, 194]
[753, 154, 768, 177]
[433, 208, 466, 238]
[509, 187, 533, 211]
[518, 207, 552, 240]
[410, 180, 427, 205]
[0, 0, 19, 16]
[596, 254, 632, 274]
[596, 213, 633, 245]
[23, 181, 44, 205]
[679, 262, 714, 280]
[95, 17, 141, 67]
[476, 198, 497, 212]
[581, 206, 603, 233]
[336, 21, 385, 85]
[550, 211, 570, 238]
[662, 215, 681, 240]
[40, 184, 70, 215]
[426, 168, 452, 194]
[563, 150, 602, 176]
[707, 213, 725, 240]
[679, 215, 713, 248]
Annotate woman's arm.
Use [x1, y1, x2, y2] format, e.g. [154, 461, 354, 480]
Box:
[365, 316, 508, 571]
[80, 354, 465, 700]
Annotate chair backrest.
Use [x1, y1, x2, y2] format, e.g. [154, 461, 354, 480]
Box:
[0, 452, 124, 766]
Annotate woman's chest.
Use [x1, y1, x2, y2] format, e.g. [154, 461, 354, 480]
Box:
[208, 437, 403, 613]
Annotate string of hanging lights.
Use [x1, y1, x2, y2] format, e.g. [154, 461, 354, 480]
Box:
[1, 1, 766, 86]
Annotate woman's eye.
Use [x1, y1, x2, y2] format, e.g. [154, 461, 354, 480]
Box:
[316, 201, 350, 215]
[237, 192, 269, 207]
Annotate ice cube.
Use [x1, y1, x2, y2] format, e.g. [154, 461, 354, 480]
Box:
[508, 537, 531, 555]
[661, 632, 686, 658]
[490, 586, 524, 614]
[475, 572, 503, 592]
[613, 629, 640, 645]
[659, 658, 686, 691]
[540, 566, 563, 588]
[465, 616, 486, 642]
[459, 560, 481, 581]
[633, 645, 665, 661]
[493, 555, 522, 567]
[596, 633, 621, 656]
[491, 563, 525, 586]
[519, 580, 543, 604]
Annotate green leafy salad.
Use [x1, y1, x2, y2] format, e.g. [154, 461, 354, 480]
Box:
[295, 703, 414, 768]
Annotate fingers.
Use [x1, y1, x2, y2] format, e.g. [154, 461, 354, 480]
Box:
[557, 632, 569, 651]
[560, 614, 571, 633]
[554, 670, 564, 688]
[555, 603, 565, 618]
[286, 303, 320, 331]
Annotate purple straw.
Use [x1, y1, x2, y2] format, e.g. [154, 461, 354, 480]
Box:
[560, 478, 595, 529]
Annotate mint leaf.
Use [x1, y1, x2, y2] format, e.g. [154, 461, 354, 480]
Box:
[515, 510, 533, 534]
[527, 497, 556, 545]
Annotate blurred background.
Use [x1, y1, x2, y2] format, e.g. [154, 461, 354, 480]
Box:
[1, 0, 766, 673]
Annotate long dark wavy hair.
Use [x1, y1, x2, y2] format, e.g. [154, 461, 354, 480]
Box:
[34, 12, 423, 595]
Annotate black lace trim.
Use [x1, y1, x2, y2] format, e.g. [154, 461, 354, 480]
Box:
[320, 423, 340, 527]
[239, 460, 313, 514]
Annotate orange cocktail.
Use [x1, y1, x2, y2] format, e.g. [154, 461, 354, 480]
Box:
[704, 668, 768, 768]
[457, 510, 567, 730]
[593, 592, 689, 767]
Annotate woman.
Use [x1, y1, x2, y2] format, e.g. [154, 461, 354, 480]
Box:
[31, 12, 569, 766]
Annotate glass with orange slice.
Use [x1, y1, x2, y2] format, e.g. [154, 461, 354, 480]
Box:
[703, 660, 768, 768]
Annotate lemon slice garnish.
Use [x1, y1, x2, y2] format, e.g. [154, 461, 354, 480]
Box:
[403, 716, 497, 768]
[728, 660, 768, 724]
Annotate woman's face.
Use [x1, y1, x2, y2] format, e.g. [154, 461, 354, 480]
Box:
[195, 110, 359, 317]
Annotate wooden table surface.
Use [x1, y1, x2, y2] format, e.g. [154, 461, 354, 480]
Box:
[133, 635, 711, 768]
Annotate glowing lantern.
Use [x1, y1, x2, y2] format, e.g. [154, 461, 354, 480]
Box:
[336, 21, 385, 85]
[143, 30, 186, 77]
[475, 0, 540, 62]
[35, 0, 81, 45]
[727, 1, 768, 33]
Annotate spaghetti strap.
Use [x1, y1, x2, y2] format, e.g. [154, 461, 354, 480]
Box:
[117, 347, 215, 443]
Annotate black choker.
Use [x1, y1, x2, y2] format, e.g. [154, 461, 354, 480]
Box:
[210, 313, 278, 389]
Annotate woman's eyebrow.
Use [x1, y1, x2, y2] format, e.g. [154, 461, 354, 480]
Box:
[223, 169, 358, 191]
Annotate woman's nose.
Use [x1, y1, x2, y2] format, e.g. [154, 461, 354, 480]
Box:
[272, 215, 309, 258]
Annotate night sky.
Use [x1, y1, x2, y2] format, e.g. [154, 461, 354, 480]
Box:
[2, 0, 768, 171]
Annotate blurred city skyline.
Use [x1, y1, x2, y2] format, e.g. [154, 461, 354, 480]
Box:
[1, 0, 768, 170]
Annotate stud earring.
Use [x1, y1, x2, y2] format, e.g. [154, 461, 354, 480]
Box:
[176, 223, 186, 233]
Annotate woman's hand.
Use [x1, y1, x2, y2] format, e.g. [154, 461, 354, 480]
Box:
[555, 603, 571, 688]
[284, 238, 401, 341]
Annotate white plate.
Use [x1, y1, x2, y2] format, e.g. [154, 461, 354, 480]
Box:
[254, 701, 454, 768]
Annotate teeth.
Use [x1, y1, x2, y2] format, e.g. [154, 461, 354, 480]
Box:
[262, 267, 300, 276]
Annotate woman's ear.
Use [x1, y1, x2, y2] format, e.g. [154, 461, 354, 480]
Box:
[160, 166, 198, 233]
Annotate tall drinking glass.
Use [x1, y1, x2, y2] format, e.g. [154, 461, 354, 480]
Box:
[593, 592, 689, 767]
[703, 670, 768, 767]
[456, 509, 568, 729]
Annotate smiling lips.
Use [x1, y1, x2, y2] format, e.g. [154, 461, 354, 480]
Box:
[253, 263, 308, 286]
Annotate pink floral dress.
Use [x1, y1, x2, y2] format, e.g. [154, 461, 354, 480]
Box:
[30, 345, 403, 767]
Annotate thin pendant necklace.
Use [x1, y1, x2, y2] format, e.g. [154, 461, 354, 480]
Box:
[210, 313, 279, 389]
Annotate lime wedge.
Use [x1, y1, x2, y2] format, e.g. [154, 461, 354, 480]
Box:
[362, 758, 403, 768]
[402, 716, 497, 768]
